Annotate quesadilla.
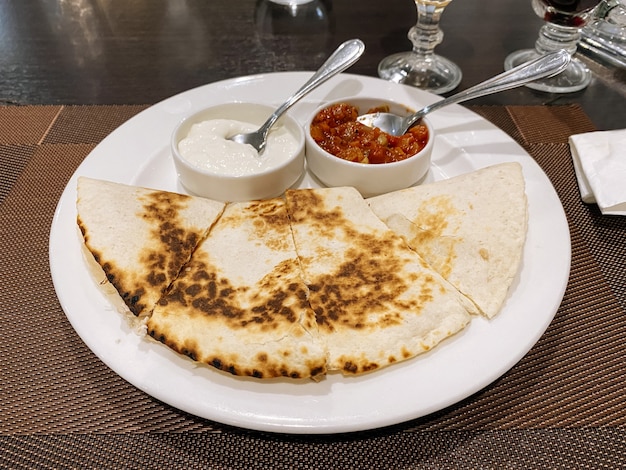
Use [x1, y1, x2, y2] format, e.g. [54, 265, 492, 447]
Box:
[77, 163, 527, 381]
[146, 198, 327, 380]
[76, 177, 225, 317]
[284, 187, 475, 375]
[367, 162, 528, 319]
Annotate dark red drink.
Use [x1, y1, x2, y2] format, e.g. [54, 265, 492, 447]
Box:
[536, 0, 602, 26]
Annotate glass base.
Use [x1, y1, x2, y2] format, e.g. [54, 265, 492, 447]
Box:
[504, 49, 591, 93]
[378, 51, 462, 95]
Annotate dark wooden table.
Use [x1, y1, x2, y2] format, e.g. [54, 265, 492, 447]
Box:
[1, 0, 624, 129]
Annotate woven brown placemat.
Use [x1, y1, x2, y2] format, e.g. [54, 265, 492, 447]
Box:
[1, 104, 624, 469]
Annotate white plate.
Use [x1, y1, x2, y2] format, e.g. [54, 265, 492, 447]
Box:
[49, 72, 570, 434]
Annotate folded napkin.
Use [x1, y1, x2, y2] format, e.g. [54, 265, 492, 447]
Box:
[569, 129, 626, 215]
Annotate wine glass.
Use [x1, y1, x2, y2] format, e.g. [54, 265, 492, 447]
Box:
[580, 0, 626, 68]
[505, 0, 603, 93]
[378, 0, 462, 94]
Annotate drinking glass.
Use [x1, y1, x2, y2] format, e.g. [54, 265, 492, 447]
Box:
[255, 0, 331, 37]
[378, 0, 462, 94]
[505, 0, 603, 93]
[580, 0, 626, 68]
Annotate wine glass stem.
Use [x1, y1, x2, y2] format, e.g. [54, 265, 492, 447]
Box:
[535, 23, 581, 55]
[408, 1, 449, 58]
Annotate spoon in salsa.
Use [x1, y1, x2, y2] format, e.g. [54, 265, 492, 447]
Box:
[229, 39, 365, 154]
[357, 49, 571, 136]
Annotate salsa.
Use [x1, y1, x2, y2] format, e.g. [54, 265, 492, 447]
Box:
[310, 103, 429, 164]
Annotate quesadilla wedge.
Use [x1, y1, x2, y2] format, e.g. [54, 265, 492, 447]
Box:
[367, 162, 528, 319]
[146, 198, 327, 380]
[285, 187, 475, 375]
[76, 177, 225, 317]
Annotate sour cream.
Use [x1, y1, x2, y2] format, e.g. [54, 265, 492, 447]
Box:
[178, 119, 299, 176]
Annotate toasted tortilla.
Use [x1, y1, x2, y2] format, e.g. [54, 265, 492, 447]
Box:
[285, 187, 474, 375]
[367, 162, 528, 318]
[76, 177, 225, 317]
[78, 165, 525, 380]
[146, 198, 327, 380]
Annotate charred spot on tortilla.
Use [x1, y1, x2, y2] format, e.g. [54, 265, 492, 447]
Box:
[95, 256, 149, 316]
[285, 187, 473, 375]
[413, 195, 458, 239]
[340, 358, 379, 375]
[158, 255, 304, 333]
[367, 162, 528, 319]
[139, 191, 204, 282]
[310, 231, 440, 333]
[77, 177, 225, 318]
[146, 198, 327, 379]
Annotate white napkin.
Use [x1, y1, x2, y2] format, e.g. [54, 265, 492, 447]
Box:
[568, 129, 626, 216]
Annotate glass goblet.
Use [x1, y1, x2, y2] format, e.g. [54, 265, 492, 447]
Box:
[378, 0, 462, 94]
[580, 0, 626, 68]
[504, 0, 603, 93]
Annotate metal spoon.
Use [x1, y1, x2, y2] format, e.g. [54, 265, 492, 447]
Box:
[229, 39, 365, 154]
[357, 49, 571, 136]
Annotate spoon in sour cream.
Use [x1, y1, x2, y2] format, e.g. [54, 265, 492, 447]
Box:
[357, 49, 571, 136]
[229, 38, 365, 154]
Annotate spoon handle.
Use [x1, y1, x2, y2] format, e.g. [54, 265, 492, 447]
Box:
[259, 39, 366, 135]
[404, 49, 571, 130]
